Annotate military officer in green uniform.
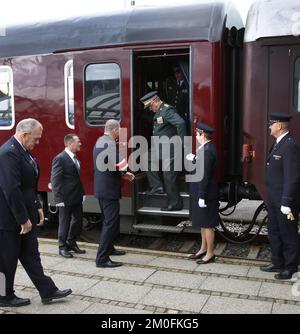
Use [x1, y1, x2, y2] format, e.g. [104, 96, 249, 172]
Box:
[140, 91, 186, 211]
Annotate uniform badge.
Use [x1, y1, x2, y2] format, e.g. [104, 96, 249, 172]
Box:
[157, 116, 164, 124]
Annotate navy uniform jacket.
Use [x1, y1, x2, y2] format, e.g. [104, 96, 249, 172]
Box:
[189, 141, 218, 201]
[166, 78, 189, 120]
[51, 151, 85, 206]
[93, 135, 126, 200]
[0, 136, 42, 231]
[265, 133, 300, 207]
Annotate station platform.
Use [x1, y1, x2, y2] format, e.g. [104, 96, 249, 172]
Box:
[1, 238, 300, 314]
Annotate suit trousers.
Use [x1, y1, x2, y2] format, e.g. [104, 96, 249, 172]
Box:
[58, 204, 83, 249]
[267, 205, 300, 271]
[0, 227, 57, 298]
[96, 199, 120, 264]
[147, 152, 181, 207]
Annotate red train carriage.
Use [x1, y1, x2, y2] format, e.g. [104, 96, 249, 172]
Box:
[0, 2, 268, 239]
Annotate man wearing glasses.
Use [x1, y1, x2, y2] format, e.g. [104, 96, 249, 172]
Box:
[261, 112, 300, 280]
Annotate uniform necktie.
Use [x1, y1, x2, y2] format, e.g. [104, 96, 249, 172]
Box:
[27, 151, 38, 175]
[73, 154, 80, 171]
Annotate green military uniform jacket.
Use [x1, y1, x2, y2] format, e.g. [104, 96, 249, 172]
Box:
[152, 103, 186, 141]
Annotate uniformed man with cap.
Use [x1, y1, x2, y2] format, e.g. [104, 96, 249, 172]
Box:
[187, 122, 220, 264]
[165, 65, 189, 130]
[261, 112, 300, 279]
[140, 91, 186, 211]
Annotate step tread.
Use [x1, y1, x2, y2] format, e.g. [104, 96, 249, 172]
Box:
[137, 206, 190, 217]
[132, 224, 184, 233]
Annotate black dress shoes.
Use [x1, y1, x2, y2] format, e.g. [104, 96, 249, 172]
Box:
[196, 255, 216, 264]
[59, 249, 73, 258]
[274, 270, 297, 280]
[0, 294, 30, 307]
[41, 288, 72, 304]
[146, 187, 164, 195]
[67, 244, 86, 254]
[111, 249, 126, 256]
[96, 260, 123, 268]
[260, 263, 283, 273]
[187, 251, 207, 260]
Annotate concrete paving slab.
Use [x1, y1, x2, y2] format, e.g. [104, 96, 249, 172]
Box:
[148, 257, 198, 271]
[84, 281, 152, 304]
[259, 282, 300, 302]
[50, 274, 99, 294]
[38, 243, 58, 254]
[93, 266, 155, 282]
[140, 287, 209, 313]
[200, 277, 261, 296]
[272, 303, 300, 314]
[145, 270, 205, 290]
[14, 267, 35, 288]
[82, 302, 152, 314]
[247, 266, 278, 280]
[51, 259, 99, 275]
[109, 253, 159, 266]
[9, 296, 90, 314]
[39, 255, 66, 269]
[194, 263, 250, 277]
[201, 296, 272, 314]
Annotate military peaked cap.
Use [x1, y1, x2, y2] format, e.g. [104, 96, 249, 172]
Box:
[268, 112, 292, 122]
[140, 91, 158, 109]
[196, 122, 215, 134]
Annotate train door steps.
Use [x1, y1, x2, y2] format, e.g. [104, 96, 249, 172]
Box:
[136, 206, 189, 217]
[132, 224, 184, 233]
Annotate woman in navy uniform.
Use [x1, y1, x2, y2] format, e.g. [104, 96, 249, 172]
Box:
[187, 123, 220, 264]
[261, 113, 300, 280]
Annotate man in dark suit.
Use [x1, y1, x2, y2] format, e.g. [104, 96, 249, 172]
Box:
[140, 91, 186, 211]
[93, 119, 134, 268]
[51, 134, 85, 258]
[0, 118, 72, 307]
[261, 113, 300, 280]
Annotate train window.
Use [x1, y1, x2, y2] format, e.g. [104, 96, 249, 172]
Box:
[64, 60, 75, 129]
[84, 63, 121, 126]
[0, 66, 15, 130]
[294, 57, 300, 112]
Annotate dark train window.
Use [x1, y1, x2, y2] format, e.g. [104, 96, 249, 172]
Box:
[0, 66, 15, 129]
[294, 57, 300, 112]
[84, 63, 121, 126]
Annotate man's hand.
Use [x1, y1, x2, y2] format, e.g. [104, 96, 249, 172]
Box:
[56, 202, 65, 207]
[186, 153, 195, 161]
[20, 220, 32, 235]
[122, 172, 135, 182]
[37, 208, 45, 226]
[198, 198, 207, 208]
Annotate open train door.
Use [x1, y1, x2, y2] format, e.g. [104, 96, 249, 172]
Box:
[71, 49, 134, 233]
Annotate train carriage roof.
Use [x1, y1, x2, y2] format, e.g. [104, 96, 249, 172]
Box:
[0, 1, 243, 58]
[245, 0, 300, 42]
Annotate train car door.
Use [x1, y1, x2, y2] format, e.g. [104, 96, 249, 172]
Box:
[72, 49, 134, 230]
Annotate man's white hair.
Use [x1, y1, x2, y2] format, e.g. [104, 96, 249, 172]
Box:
[104, 119, 119, 133]
[16, 118, 43, 134]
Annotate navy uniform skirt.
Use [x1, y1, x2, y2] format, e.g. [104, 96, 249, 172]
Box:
[191, 198, 220, 228]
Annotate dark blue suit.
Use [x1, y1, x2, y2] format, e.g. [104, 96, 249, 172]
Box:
[265, 133, 300, 271]
[93, 135, 124, 264]
[0, 136, 57, 298]
[189, 141, 220, 228]
[51, 151, 85, 250]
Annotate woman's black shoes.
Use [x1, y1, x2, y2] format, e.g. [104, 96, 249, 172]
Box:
[187, 251, 207, 260]
[196, 255, 215, 264]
